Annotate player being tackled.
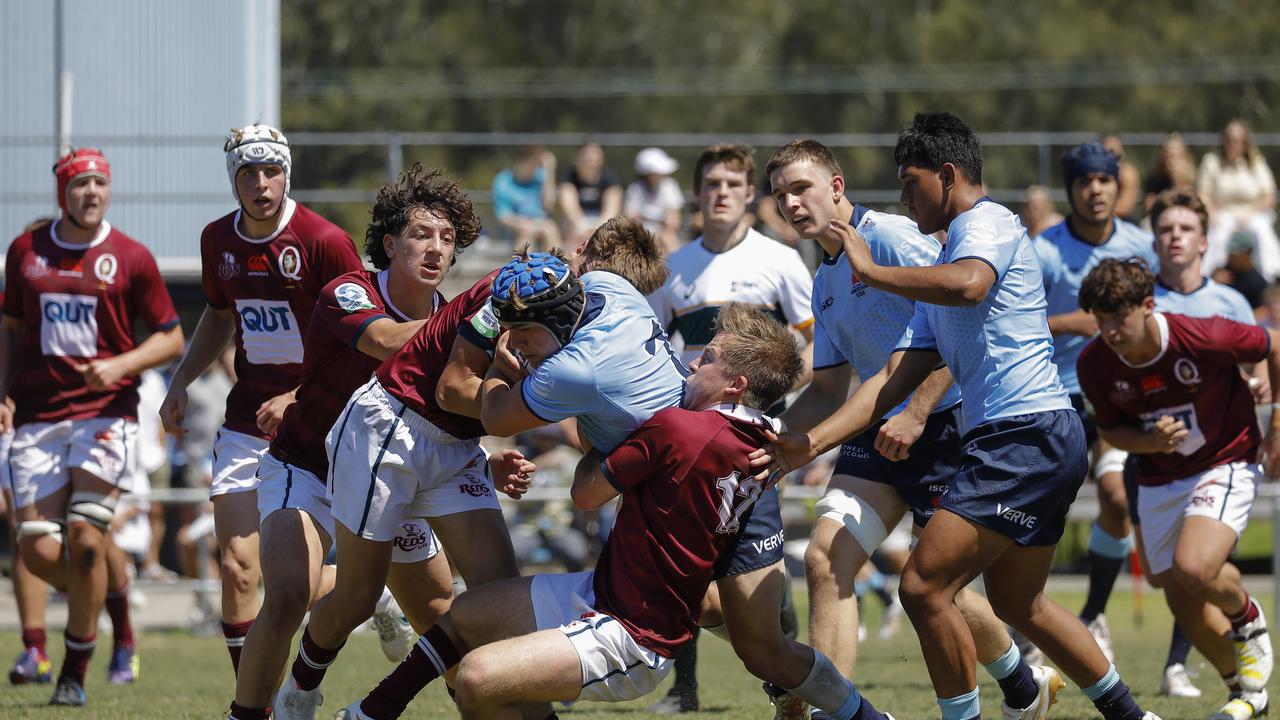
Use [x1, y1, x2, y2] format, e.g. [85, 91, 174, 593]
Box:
[336, 294, 895, 720]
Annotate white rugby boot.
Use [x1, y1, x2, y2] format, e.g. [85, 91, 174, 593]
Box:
[1000, 665, 1066, 720]
[371, 591, 416, 663]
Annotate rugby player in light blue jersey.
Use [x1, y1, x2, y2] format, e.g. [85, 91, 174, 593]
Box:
[764, 138, 1060, 720]
[754, 113, 1160, 720]
[463, 218, 886, 720]
[1033, 142, 1157, 665]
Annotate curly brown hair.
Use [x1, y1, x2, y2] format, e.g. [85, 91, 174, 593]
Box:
[1079, 257, 1155, 315]
[364, 163, 482, 269]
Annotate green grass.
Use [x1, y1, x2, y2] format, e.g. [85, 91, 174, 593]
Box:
[1, 589, 1275, 719]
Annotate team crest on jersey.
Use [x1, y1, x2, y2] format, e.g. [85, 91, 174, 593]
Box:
[93, 254, 118, 284]
[1110, 379, 1136, 403]
[1174, 358, 1201, 386]
[277, 246, 303, 281]
[218, 252, 241, 280]
[24, 256, 51, 279]
[334, 282, 374, 313]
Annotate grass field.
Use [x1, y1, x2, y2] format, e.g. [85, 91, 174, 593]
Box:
[1, 589, 1275, 719]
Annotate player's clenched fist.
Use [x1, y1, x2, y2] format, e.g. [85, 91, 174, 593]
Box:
[1150, 415, 1188, 454]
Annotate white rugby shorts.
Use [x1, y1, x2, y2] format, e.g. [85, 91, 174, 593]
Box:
[9, 417, 137, 508]
[210, 428, 269, 498]
[530, 571, 673, 703]
[257, 451, 440, 563]
[1137, 461, 1259, 575]
[327, 377, 497, 543]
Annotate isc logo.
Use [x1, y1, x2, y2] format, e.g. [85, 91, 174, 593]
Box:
[239, 304, 294, 332]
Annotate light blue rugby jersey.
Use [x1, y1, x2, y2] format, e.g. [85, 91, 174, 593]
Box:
[896, 199, 1071, 435]
[812, 206, 961, 418]
[520, 270, 687, 453]
[1154, 277, 1255, 324]
[1034, 219, 1156, 394]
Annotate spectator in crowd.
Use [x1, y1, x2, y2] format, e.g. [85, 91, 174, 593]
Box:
[1101, 134, 1142, 220]
[1198, 119, 1280, 279]
[1142, 132, 1198, 214]
[625, 147, 685, 254]
[558, 142, 622, 248]
[1022, 184, 1064, 237]
[1211, 231, 1270, 311]
[493, 146, 561, 251]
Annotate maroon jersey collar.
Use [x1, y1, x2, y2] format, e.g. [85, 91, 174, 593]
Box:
[233, 197, 297, 244]
[703, 402, 780, 432]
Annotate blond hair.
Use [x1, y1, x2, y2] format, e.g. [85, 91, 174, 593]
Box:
[713, 303, 804, 410]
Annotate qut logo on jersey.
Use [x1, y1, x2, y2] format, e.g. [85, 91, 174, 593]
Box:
[240, 304, 294, 332]
[39, 293, 99, 357]
[233, 299, 303, 365]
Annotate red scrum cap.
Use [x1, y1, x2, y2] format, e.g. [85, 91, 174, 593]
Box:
[53, 147, 111, 214]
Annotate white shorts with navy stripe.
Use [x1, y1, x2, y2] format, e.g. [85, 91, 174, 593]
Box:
[9, 418, 137, 508]
[530, 571, 672, 704]
[327, 377, 497, 543]
[1137, 461, 1259, 575]
[210, 428, 269, 498]
[256, 452, 440, 563]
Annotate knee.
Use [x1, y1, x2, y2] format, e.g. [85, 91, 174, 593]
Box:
[65, 524, 103, 572]
[1171, 557, 1217, 594]
[897, 567, 940, 618]
[453, 653, 500, 711]
[804, 534, 834, 578]
[732, 635, 790, 682]
[260, 578, 313, 624]
[220, 553, 259, 595]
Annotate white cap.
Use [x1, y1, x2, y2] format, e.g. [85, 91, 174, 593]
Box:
[635, 147, 678, 176]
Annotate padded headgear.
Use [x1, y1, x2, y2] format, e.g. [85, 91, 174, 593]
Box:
[490, 252, 585, 348]
[1061, 142, 1119, 193]
[224, 123, 292, 200]
[53, 147, 110, 215]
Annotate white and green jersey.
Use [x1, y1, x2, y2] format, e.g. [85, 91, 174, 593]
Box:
[648, 227, 814, 365]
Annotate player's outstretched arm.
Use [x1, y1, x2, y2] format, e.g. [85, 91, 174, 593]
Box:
[355, 317, 427, 361]
[0, 317, 21, 433]
[159, 305, 235, 435]
[571, 449, 619, 510]
[478, 336, 548, 437]
[778, 364, 853, 435]
[77, 323, 184, 392]
[437, 334, 493, 418]
[753, 349, 938, 478]
[874, 365, 953, 461]
[834, 219, 995, 306]
[1262, 328, 1280, 478]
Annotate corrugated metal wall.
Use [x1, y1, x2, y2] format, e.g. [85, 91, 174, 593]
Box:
[0, 0, 280, 270]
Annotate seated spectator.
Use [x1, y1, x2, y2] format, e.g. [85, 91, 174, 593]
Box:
[1198, 119, 1280, 279]
[558, 142, 621, 248]
[493, 146, 561, 251]
[1211, 230, 1269, 312]
[1021, 184, 1064, 237]
[1101, 134, 1141, 220]
[1142, 132, 1198, 215]
[624, 147, 685, 254]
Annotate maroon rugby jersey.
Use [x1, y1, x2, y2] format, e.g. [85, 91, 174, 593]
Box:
[375, 271, 499, 439]
[4, 221, 178, 425]
[596, 404, 776, 658]
[200, 200, 363, 437]
[270, 269, 443, 479]
[1079, 312, 1268, 486]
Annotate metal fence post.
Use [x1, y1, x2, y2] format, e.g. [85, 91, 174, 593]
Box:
[387, 132, 403, 181]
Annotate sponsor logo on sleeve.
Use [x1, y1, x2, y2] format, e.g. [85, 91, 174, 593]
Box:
[469, 300, 500, 339]
[334, 282, 375, 313]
